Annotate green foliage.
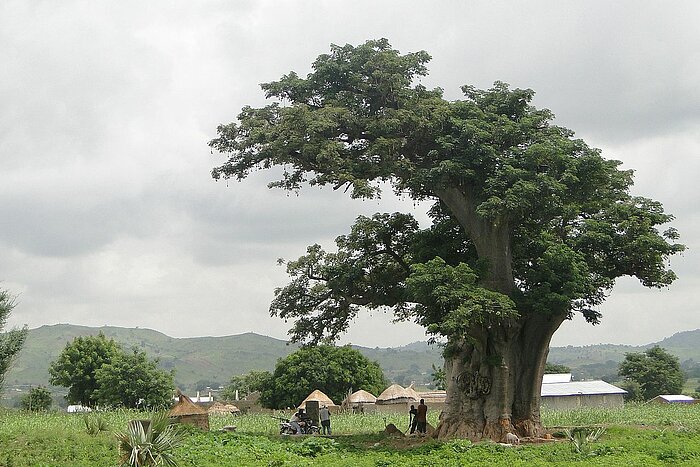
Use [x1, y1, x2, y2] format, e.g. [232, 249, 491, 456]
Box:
[115, 413, 185, 467]
[287, 436, 339, 457]
[48, 332, 122, 406]
[19, 386, 52, 411]
[563, 426, 606, 454]
[49, 335, 173, 409]
[83, 414, 109, 435]
[544, 363, 571, 374]
[430, 363, 445, 390]
[260, 345, 387, 409]
[619, 380, 644, 402]
[221, 370, 271, 401]
[619, 346, 685, 400]
[211, 39, 684, 349]
[94, 348, 174, 409]
[6, 324, 443, 396]
[4, 408, 700, 466]
[0, 288, 27, 391]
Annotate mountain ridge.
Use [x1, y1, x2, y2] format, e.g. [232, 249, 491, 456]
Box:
[5, 324, 700, 399]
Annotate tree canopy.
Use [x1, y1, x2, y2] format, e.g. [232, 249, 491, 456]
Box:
[221, 370, 272, 402]
[618, 346, 685, 400]
[260, 345, 387, 409]
[49, 333, 121, 406]
[210, 39, 684, 439]
[49, 333, 174, 408]
[20, 386, 52, 412]
[211, 39, 683, 348]
[0, 288, 27, 391]
[94, 347, 174, 409]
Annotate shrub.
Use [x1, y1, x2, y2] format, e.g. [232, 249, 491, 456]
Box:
[115, 413, 185, 467]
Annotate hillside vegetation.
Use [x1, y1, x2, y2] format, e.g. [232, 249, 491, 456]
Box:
[5, 324, 700, 402]
[3, 324, 442, 396]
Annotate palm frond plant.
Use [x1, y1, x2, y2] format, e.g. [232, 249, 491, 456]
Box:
[115, 413, 186, 467]
[563, 426, 606, 454]
[84, 414, 109, 435]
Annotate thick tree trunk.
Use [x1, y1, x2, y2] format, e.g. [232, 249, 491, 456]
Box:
[434, 312, 566, 441]
[433, 186, 568, 441]
[435, 186, 513, 293]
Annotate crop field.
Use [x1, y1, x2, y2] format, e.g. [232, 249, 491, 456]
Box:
[2, 404, 700, 466]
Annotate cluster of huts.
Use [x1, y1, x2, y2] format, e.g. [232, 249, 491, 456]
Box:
[165, 375, 696, 431]
[297, 384, 447, 414]
[168, 390, 241, 431]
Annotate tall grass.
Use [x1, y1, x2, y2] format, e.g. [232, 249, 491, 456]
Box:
[2, 405, 700, 466]
[542, 402, 700, 430]
[207, 410, 441, 435]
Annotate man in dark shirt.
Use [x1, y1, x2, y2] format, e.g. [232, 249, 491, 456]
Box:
[416, 399, 428, 434]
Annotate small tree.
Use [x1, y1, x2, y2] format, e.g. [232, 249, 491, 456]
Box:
[94, 348, 174, 409]
[544, 363, 571, 374]
[260, 345, 387, 409]
[48, 333, 121, 406]
[221, 370, 272, 401]
[20, 386, 52, 411]
[431, 363, 446, 390]
[0, 288, 28, 391]
[618, 346, 685, 400]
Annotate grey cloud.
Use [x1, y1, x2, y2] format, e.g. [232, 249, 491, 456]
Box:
[1, 0, 698, 347]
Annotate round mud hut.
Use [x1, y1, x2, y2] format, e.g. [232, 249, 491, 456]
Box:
[207, 401, 241, 415]
[169, 391, 210, 431]
[375, 384, 420, 413]
[344, 389, 377, 412]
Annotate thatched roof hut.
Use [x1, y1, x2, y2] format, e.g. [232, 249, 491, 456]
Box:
[208, 401, 241, 415]
[169, 390, 209, 430]
[298, 389, 336, 409]
[376, 384, 420, 404]
[348, 389, 377, 405]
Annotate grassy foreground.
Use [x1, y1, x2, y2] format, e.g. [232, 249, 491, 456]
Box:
[1, 404, 700, 466]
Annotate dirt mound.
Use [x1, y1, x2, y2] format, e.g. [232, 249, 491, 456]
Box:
[383, 423, 405, 437]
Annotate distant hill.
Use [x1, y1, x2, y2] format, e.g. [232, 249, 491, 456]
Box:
[547, 329, 700, 380]
[3, 324, 443, 396]
[5, 324, 700, 403]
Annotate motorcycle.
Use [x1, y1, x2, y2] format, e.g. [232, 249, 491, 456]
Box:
[278, 417, 320, 435]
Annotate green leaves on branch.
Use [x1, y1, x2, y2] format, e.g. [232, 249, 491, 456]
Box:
[407, 258, 517, 339]
[618, 346, 685, 401]
[20, 386, 52, 411]
[49, 333, 174, 409]
[259, 345, 387, 409]
[221, 370, 272, 401]
[213, 39, 684, 346]
[0, 288, 27, 391]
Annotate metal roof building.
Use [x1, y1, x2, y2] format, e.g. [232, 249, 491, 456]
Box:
[650, 394, 697, 404]
[541, 377, 627, 410]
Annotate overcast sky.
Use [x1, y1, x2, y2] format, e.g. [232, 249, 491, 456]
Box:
[1, 1, 698, 348]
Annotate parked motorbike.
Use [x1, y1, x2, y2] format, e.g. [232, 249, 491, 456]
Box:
[278, 417, 319, 435]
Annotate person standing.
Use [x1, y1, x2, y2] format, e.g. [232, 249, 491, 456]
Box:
[409, 404, 418, 434]
[319, 404, 332, 435]
[416, 398, 428, 435]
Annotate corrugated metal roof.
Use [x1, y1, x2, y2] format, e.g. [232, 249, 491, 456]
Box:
[542, 373, 573, 384]
[656, 395, 695, 402]
[541, 380, 626, 397]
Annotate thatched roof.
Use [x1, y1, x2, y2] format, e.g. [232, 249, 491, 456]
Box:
[376, 384, 419, 403]
[208, 401, 241, 414]
[169, 390, 208, 416]
[298, 389, 335, 409]
[348, 389, 377, 404]
[405, 383, 421, 401]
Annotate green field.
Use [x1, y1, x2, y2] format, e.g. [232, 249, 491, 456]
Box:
[2, 405, 700, 466]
